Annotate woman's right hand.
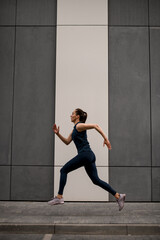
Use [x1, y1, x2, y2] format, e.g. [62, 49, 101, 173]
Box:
[52, 124, 60, 135]
[103, 138, 112, 150]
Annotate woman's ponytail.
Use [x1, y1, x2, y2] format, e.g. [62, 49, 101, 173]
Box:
[75, 108, 87, 123]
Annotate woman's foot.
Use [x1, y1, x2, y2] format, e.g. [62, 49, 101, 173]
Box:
[116, 193, 126, 211]
[48, 196, 64, 205]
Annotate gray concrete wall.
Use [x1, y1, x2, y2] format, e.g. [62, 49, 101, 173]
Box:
[0, 0, 160, 201]
[0, 0, 57, 200]
[108, 0, 160, 201]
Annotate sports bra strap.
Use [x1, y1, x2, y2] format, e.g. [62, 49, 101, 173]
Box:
[74, 121, 81, 127]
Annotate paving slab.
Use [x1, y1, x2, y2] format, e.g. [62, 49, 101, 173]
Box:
[0, 202, 159, 236]
[0, 234, 160, 240]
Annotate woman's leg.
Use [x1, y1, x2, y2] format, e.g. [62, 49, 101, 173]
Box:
[58, 154, 85, 195]
[84, 162, 117, 196]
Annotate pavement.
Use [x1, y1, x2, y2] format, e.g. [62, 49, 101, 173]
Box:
[0, 201, 160, 239]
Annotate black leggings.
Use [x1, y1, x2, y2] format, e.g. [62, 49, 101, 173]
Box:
[58, 151, 117, 196]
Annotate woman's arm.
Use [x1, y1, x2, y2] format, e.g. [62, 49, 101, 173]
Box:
[52, 124, 72, 145]
[76, 123, 112, 150]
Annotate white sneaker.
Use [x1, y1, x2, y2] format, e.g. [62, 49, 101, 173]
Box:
[116, 194, 126, 211]
[48, 196, 64, 205]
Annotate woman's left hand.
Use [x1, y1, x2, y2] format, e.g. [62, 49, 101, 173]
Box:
[103, 139, 112, 150]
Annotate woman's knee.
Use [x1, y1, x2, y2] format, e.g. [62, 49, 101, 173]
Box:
[91, 176, 100, 185]
[60, 166, 66, 174]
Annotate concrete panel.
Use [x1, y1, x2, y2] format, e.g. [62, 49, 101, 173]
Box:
[0, 0, 16, 25]
[149, 0, 160, 26]
[0, 166, 10, 200]
[109, 27, 150, 166]
[55, 26, 108, 167]
[152, 168, 160, 201]
[0, 28, 14, 165]
[57, 0, 108, 25]
[54, 166, 109, 201]
[150, 28, 160, 166]
[17, 0, 57, 25]
[13, 27, 56, 165]
[109, 167, 151, 201]
[11, 166, 54, 200]
[108, 0, 148, 26]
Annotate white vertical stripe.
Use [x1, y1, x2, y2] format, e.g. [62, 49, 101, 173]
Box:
[55, 0, 108, 201]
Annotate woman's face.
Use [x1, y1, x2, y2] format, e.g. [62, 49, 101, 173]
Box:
[70, 110, 79, 123]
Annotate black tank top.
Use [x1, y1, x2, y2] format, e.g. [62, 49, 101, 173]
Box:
[72, 122, 92, 153]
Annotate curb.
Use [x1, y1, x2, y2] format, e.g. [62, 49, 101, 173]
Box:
[0, 224, 160, 235]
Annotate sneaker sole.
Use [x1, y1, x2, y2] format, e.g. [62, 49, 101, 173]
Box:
[48, 202, 64, 205]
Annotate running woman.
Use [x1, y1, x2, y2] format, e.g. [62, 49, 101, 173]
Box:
[48, 108, 126, 211]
